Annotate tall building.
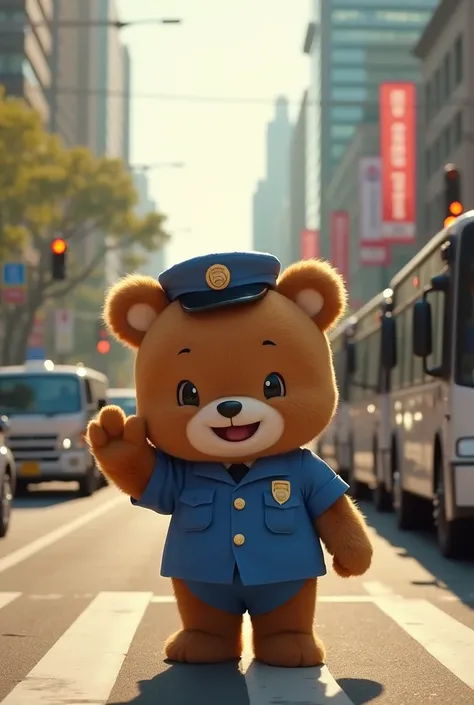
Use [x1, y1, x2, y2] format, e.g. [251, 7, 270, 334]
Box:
[289, 90, 308, 264]
[304, 0, 437, 258]
[0, 0, 53, 124]
[252, 97, 291, 262]
[413, 0, 471, 236]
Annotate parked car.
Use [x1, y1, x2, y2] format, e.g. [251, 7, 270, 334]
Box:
[0, 415, 16, 538]
[107, 388, 136, 416]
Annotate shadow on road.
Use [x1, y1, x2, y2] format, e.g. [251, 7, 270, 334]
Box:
[13, 483, 105, 509]
[109, 662, 249, 705]
[361, 501, 474, 608]
[338, 677, 383, 704]
[109, 663, 383, 705]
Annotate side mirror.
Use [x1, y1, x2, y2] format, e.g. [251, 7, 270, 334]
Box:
[97, 398, 107, 411]
[347, 342, 356, 376]
[381, 314, 396, 369]
[413, 300, 432, 358]
[0, 415, 10, 434]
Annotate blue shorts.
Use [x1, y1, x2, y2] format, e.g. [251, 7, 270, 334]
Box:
[183, 568, 305, 616]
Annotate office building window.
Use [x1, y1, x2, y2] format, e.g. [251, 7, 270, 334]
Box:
[332, 86, 367, 102]
[0, 10, 24, 22]
[443, 52, 451, 99]
[331, 124, 356, 139]
[331, 144, 346, 160]
[331, 106, 363, 122]
[454, 35, 463, 84]
[331, 48, 365, 63]
[331, 67, 366, 83]
[332, 29, 420, 44]
[0, 54, 24, 73]
[453, 111, 462, 145]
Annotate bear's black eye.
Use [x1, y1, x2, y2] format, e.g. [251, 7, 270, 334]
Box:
[263, 373, 286, 399]
[177, 380, 200, 407]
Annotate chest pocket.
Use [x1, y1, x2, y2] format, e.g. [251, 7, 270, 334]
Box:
[178, 488, 215, 531]
[263, 492, 301, 534]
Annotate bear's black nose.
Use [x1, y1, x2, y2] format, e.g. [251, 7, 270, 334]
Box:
[217, 401, 243, 418]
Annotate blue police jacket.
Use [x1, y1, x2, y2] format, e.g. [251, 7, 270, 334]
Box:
[131, 448, 349, 586]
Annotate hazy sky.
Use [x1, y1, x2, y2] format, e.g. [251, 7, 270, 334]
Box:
[116, 0, 310, 267]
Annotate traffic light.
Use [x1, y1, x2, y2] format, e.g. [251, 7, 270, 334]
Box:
[96, 322, 111, 355]
[444, 164, 463, 228]
[51, 238, 67, 280]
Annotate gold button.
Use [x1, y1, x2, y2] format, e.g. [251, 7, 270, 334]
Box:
[233, 533, 245, 546]
[234, 498, 246, 510]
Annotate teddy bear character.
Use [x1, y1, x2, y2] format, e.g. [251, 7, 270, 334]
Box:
[87, 252, 373, 668]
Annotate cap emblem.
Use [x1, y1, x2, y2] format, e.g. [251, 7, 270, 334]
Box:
[205, 264, 231, 290]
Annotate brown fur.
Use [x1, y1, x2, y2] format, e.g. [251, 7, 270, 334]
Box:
[86, 258, 373, 667]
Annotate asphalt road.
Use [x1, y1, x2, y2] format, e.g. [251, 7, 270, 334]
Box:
[0, 481, 473, 705]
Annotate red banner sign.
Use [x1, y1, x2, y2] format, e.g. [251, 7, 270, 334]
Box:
[380, 82, 416, 243]
[300, 229, 319, 259]
[330, 211, 349, 287]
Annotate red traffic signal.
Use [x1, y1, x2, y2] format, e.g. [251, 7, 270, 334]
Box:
[51, 238, 67, 254]
[97, 340, 111, 354]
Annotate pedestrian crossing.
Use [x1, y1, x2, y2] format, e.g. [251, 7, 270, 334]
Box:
[0, 584, 473, 704]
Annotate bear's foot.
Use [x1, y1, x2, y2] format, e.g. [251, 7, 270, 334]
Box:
[165, 629, 241, 664]
[253, 632, 326, 668]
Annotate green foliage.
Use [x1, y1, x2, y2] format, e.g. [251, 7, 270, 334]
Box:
[0, 87, 169, 364]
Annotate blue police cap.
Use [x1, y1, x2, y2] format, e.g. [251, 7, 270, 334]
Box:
[158, 251, 281, 313]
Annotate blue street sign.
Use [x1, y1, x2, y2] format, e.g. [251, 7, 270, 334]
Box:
[25, 347, 45, 361]
[2, 262, 26, 287]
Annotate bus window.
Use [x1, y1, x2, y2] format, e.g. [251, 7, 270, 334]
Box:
[455, 227, 474, 386]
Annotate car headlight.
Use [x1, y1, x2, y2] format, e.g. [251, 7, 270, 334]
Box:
[62, 432, 87, 450]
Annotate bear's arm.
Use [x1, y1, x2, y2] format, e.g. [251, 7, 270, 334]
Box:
[130, 450, 185, 516]
[301, 450, 373, 575]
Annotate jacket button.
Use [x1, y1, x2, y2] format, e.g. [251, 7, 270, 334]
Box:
[233, 533, 245, 546]
[234, 498, 246, 510]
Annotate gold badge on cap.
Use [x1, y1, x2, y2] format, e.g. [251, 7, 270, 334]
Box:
[205, 264, 231, 290]
[271, 480, 291, 505]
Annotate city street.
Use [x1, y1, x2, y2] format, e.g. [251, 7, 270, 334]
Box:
[0, 484, 472, 704]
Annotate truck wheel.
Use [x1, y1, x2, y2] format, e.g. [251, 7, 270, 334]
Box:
[78, 466, 99, 497]
[434, 479, 467, 559]
[0, 472, 13, 538]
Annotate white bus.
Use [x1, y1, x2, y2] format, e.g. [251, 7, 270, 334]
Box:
[382, 211, 474, 557]
[318, 316, 357, 483]
[323, 292, 395, 509]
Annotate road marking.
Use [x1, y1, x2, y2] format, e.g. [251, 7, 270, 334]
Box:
[0, 591, 152, 705]
[241, 614, 354, 704]
[363, 581, 396, 596]
[0, 593, 21, 611]
[0, 496, 124, 575]
[149, 594, 378, 604]
[375, 597, 474, 690]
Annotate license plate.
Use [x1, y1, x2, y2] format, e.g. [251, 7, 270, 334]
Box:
[20, 461, 40, 476]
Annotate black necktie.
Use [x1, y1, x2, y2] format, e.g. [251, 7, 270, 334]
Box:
[227, 463, 250, 483]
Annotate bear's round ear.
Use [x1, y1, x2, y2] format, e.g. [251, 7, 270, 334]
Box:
[104, 275, 169, 348]
[276, 260, 347, 332]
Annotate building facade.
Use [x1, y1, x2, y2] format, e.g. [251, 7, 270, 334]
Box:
[304, 0, 437, 259]
[289, 90, 307, 264]
[413, 0, 472, 237]
[252, 97, 292, 262]
[0, 0, 53, 123]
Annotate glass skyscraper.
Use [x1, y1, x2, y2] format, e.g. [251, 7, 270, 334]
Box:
[306, 0, 438, 258]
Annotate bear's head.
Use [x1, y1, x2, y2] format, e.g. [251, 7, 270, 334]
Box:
[104, 259, 346, 464]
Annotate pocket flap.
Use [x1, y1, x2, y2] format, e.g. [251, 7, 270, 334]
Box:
[179, 488, 215, 507]
[264, 492, 300, 509]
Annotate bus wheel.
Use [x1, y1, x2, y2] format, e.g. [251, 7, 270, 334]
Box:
[394, 471, 424, 530]
[373, 481, 392, 512]
[434, 480, 467, 559]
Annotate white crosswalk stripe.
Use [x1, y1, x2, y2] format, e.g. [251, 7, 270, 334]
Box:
[0, 587, 473, 703]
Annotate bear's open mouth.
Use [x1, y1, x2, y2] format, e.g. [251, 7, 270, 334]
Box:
[211, 422, 260, 442]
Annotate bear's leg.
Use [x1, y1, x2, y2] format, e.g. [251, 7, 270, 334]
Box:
[251, 579, 325, 667]
[165, 578, 243, 664]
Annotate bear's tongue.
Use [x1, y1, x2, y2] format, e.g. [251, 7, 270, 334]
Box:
[213, 423, 259, 442]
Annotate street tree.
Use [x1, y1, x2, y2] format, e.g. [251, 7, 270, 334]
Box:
[0, 89, 169, 364]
